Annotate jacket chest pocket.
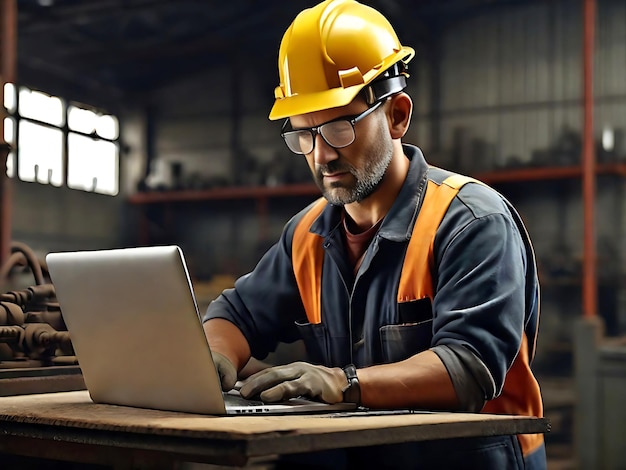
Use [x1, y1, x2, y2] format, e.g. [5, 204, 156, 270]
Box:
[379, 298, 433, 363]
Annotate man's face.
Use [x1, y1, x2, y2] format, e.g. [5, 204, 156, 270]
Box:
[288, 99, 394, 205]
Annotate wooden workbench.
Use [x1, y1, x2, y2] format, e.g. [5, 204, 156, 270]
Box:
[0, 390, 550, 468]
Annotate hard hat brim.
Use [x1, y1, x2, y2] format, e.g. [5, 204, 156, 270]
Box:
[269, 86, 361, 121]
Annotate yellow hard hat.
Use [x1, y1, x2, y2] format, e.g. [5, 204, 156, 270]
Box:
[269, 0, 415, 121]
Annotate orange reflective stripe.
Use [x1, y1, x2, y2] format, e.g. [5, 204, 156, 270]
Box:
[398, 173, 478, 302]
[483, 334, 545, 456]
[401, 173, 544, 456]
[292, 198, 326, 324]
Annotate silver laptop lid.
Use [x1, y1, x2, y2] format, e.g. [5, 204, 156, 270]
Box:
[46, 245, 227, 415]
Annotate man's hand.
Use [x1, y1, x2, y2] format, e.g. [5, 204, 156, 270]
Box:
[211, 351, 238, 391]
[239, 361, 348, 403]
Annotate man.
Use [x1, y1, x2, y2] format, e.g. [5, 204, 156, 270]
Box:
[203, 0, 546, 468]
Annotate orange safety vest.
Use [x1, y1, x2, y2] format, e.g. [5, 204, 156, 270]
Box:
[292, 172, 544, 457]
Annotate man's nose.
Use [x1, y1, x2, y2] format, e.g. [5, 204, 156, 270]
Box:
[312, 133, 338, 166]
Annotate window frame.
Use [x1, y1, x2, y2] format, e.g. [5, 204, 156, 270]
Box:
[3, 83, 120, 196]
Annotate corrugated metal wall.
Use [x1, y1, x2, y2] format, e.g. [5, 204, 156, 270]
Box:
[410, 0, 624, 166]
[414, 0, 626, 338]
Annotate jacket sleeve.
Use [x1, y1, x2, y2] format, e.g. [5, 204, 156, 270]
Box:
[431, 184, 529, 401]
[202, 214, 308, 360]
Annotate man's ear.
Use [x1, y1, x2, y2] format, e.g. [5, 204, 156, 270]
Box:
[386, 92, 413, 139]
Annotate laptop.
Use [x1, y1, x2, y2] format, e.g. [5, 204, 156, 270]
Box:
[46, 245, 356, 415]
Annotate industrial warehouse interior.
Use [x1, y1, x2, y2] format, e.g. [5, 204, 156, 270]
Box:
[0, 0, 625, 469]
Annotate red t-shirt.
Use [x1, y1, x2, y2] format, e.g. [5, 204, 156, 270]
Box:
[342, 212, 384, 275]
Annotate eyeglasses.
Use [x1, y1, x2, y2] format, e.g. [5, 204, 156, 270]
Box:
[280, 100, 383, 155]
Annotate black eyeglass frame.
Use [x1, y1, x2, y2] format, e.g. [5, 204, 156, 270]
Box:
[280, 99, 384, 155]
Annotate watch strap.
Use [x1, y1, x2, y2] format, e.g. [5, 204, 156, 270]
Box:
[342, 364, 361, 405]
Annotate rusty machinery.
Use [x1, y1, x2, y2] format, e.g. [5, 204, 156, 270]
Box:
[0, 241, 84, 395]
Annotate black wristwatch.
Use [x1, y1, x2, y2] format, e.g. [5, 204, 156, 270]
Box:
[342, 364, 361, 405]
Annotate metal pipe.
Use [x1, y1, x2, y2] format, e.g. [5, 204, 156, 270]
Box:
[0, 0, 17, 268]
[582, 0, 597, 317]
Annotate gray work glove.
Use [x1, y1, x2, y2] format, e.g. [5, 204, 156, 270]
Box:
[239, 361, 347, 404]
[211, 351, 238, 391]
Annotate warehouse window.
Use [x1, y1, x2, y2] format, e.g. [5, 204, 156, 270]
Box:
[67, 105, 119, 195]
[18, 120, 63, 185]
[2, 83, 119, 196]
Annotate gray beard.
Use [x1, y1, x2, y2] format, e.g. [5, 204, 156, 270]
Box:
[319, 138, 394, 205]
[351, 148, 393, 202]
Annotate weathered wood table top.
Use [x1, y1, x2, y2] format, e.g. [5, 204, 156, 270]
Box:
[0, 390, 550, 468]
